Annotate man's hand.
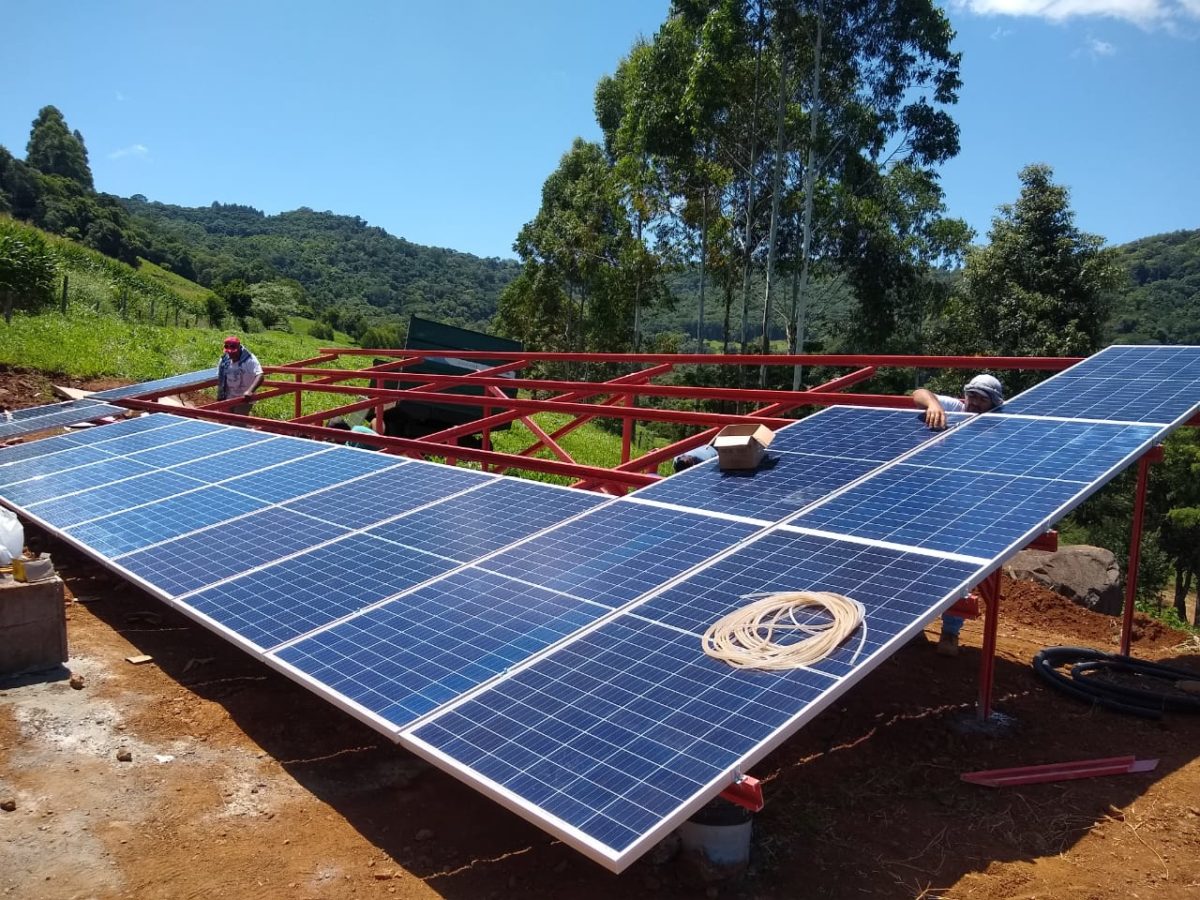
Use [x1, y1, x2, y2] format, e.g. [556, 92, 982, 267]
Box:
[912, 388, 947, 430]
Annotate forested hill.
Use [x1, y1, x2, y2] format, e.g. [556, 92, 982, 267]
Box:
[1109, 228, 1200, 344]
[121, 196, 520, 331]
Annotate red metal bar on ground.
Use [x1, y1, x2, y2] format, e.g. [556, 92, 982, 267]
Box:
[1120, 447, 1163, 655]
[718, 775, 764, 813]
[1027, 530, 1058, 552]
[962, 756, 1158, 788]
[323, 348, 1081, 371]
[976, 570, 1002, 722]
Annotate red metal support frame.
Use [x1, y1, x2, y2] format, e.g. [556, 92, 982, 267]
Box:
[1120, 445, 1164, 655]
[976, 570, 1003, 722]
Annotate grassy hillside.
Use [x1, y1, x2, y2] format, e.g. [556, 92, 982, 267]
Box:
[1109, 228, 1200, 344]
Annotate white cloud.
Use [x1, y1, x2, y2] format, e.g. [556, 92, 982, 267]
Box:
[108, 144, 149, 160]
[952, 0, 1200, 28]
[1089, 35, 1118, 51]
[990, 24, 1016, 36]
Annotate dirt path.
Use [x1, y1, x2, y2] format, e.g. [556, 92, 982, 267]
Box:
[3, 369, 1200, 899]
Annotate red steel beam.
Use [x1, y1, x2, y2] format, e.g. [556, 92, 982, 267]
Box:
[419, 363, 677, 447]
[976, 570, 1003, 722]
[324, 348, 1081, 371]
[115, 398, 657, 489]
[257, 379, 798, 429]
[1120, 446, 1164, 655]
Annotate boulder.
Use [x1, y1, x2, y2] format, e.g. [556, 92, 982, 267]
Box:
[1003, 545, 1123, 616]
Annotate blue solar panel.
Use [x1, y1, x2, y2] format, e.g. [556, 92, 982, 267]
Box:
[217, 449, 402, 503]
[477, 501, 757, 608]
[178, 533, 460, 650]
[1001, 345, 1200, 424]
[0, 431, 90, 465]
[89, 368, 218, 400]
[901, 416, 1160, 482]
[631, 451, 879, 523]
[69, 417, 222, 454]
[65, 485, 270, 557]
[167, 435, 326, 483]
[793, 418, 1162, 559]
[407, 615, 836, 861]
[0, 457, 156, 506]
[117, 506, 352, 597]
[364, 478, 607, 562]
[634, 528, 978, 677]
[0, 399, 125, 440]
[768, 406, 964, 460]
[276, 568, 612, 727]
[0, 444, 116, 487]
[26, 470, 206, 528]
[279, 461, 491, 531]
[59, 413, 190, 446]
[123, 427, 276, 468]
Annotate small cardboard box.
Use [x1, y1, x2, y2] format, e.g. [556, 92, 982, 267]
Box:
[712, 424, 774, 471]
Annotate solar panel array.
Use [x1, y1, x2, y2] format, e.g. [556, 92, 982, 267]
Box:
[2, 344, 1199, 872]
[88, 368, 218, 401]
[0, 399, 126, 441]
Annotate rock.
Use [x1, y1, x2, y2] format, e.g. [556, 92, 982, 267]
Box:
[116, 749, 133, 762]
[69, 674, 85, 690]
[1, 798, 16, 812]
[1004, 545, 1123, 615]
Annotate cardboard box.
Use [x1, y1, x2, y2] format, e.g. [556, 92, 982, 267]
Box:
[712, 424, 774, 471]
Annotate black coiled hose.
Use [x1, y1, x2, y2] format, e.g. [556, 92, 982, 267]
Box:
[1031, 646, 1200, 719]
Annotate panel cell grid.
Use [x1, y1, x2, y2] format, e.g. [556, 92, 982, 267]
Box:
[409, 616, 835, 855]
[0, 400, 125, 441]
[179, 533, 461, 650]
[217, 448, 401, 503]
[276, 568, 612, 726]
[279, 461, 489, 531]
[364, 478, 606, 562]
[0, 444, 116, 487]
[0, 457, 155, 507]
[767, 406, 961, 461]
[1000, 345, 1200, 424]
[167, 436, 326, 483]
[65, 485, 271, 557]
[59, 413, 192, 446]
[477, 502, 757, 608]
[117, 506, 352, 597]
[27, 470, 208, 528]
[632, 451, 878, 523]
[123, 427, 276, 469]
[89, 368, 219, 400]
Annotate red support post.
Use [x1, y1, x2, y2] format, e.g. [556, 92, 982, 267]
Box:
[976, 570, 1002, 722]
[621, 394, 634, 465]
[1120, 446, 1163, 655]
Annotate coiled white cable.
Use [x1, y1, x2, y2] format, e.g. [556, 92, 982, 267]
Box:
[702, 591, 865, 670]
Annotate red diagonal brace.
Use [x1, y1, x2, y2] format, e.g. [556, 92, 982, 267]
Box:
[962, 756, 1158, 788]
[718, 774, 764, 813]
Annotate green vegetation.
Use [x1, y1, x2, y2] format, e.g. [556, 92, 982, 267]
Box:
[1109, 228, 1200, 344]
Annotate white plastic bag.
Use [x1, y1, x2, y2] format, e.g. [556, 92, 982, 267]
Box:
[0, 506, 24, 566]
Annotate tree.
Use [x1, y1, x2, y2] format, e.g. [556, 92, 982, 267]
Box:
[941, 164, 1123, 391]
[25, 106, 93, 189]
[216, 278, 254, 326]
[0, 220, 58, 323]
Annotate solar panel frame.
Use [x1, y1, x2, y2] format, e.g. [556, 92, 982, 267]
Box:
[88, 368, 219, 400]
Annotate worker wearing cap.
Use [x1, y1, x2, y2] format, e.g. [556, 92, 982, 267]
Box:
[216, 336, 264, 416]
[911, 373, 1005, 655]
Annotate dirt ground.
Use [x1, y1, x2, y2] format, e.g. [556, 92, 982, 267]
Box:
[3, 368, 1200, 900]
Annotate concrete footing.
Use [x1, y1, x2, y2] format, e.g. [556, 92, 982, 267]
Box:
[0, 574, 67, 678]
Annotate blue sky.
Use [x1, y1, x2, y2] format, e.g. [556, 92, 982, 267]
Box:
[2, 0, 1197, 260]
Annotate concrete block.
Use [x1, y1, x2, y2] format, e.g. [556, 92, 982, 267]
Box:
[0, 574, 68, 677]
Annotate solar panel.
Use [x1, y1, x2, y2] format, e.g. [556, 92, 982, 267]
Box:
[27, 470, 208, 528]
[88, 368, 218, 400]
[117, 506, 353, 597]
[792, 418, 1161, 559]
[64, 484, 273, 557]
[1000, 345, 1200, 424]
[476, 501, 758, 608]
[364, 477, 607, 562]
[0, 399, 125, 440]
[0, 457, 157, 506]
[167, 435, 327, 483]
[631, 406, 966, 523]
[278, 461, 490, 531]
[177, 532, 462, 650]
[275, 567, 614, 728]
[405, 529, 979, 869]
[216, 450, 403, 504]
[0, 444, 116, 487]
[59, 412, 192, 445]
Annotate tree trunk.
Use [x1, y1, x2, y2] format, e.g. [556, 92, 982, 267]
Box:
[739, 9, 765, 355]
[759, 44, 790, 387]
[2, 292, 11, 325]
[697, 183, 708, 353]
[792, 9, 823, 391]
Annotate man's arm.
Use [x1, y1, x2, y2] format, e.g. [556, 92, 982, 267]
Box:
[912, 388, 948, 430]
[244, 356, 265, 399]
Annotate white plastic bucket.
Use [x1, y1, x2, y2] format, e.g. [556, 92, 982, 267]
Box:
[678, 798, 753, 877]
[0, 507, 24, 566]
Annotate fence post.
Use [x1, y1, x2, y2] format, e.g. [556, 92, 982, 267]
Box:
[61, 275, 69, 315]
[150, 298, 156, 322]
